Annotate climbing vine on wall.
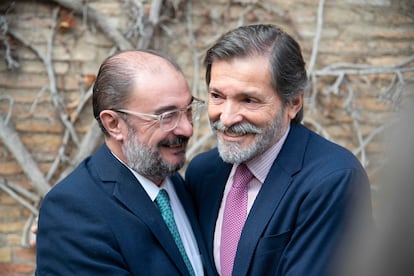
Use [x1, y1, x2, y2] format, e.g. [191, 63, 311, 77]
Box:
[0, 0, 413, 247]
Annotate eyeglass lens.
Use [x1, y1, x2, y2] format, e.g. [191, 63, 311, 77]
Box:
[160, 102, 203, 131]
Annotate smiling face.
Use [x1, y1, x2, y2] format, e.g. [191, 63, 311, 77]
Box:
[121, 65, 193, 180]
[97, 51, 195, 185]
[208, 55, 300, 163]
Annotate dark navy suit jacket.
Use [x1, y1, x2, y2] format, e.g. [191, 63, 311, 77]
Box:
[36, 143, 214, 275]
[185, 124, 372, 276]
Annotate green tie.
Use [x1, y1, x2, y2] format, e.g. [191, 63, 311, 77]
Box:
[156, 189, 195, 276]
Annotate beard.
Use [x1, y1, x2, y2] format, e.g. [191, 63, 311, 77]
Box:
[122, 128, 188, 182]
[211, 107, 285, 164]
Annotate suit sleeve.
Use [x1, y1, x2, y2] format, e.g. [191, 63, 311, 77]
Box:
[276, 167, 371, 276]
[36, 186, 130, 276]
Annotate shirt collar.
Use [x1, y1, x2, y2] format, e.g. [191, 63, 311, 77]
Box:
[110, 151, 168, 201]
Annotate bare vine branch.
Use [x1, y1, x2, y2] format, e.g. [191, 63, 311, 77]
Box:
[47, 8, 80, 146]
[0, 115, 50, 196]
[22, 214, 37, 248]
[58, 121, 102, 182]
[302, 117, 332, 140]
[0, 94, 13, 124]
[0, 14, 19, 69]
[138, 0, 163, 49]
[8, 15, 81, 147]
[0, 0, 411, 255]
[307, 0, 325, 74]
[51, 0, 133, 50]
[312, 55, 414, 109]
[307, 55, 414, 170]
[0, 180, 39, 215]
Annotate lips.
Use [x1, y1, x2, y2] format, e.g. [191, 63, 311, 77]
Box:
[223, 130, 246, 137]
[167, 143, 184, 148]
[160, 136, 188, 147]
[159, 136, 189, 156]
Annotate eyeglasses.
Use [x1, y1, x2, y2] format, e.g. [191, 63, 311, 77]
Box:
[114, 97, 206, 131]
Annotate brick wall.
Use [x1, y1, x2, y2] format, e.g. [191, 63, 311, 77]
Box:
[0, 0, 413, 274]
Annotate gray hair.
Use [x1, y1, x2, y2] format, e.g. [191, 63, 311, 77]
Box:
[204, 24, 308, 123]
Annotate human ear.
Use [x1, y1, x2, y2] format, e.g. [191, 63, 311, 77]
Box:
[287, 92, 304, 120]
[99, 110, 125, 141]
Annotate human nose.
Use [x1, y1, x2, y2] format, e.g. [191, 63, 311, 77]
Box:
[219, 101, 243, 127]
[173, 110, 193, 137]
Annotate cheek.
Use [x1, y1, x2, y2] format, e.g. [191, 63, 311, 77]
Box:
[247, 115, 267, 128]
[247, 109, 281, 129]
[147, 133, 166, 147]
[208, 105, 221, 121]
[135, 127, 159, 147]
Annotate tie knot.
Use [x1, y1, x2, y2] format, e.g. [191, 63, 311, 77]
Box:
[232, 164, 253, 188]
[157, 189, 169, 201]
[156, 189, 170, 210]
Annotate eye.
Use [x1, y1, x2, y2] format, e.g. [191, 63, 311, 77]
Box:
[209, 91, 225, 104]
[209, 91, 221, 99]
[161, 110, 179, 123]
[243, 97, 258, 104]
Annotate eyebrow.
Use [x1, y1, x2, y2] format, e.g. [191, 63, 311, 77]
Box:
[152, 97, 194, 114]
[209, 86, 261, 98]
[208, 87, 228, 96]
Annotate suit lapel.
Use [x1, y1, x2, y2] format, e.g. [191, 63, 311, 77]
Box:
[172, 174, 195, 227]
[113, 176, 190, 275]
[233, 124, 309, 275]
[204, 162, 233, 258]
[92, 144, 190, 275]
[171, 173, 204, 254]
[173, 174, 215, 275]
[233, 163, 292, 275]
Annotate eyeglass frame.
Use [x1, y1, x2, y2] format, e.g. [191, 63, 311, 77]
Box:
[113, 97, 206, 131]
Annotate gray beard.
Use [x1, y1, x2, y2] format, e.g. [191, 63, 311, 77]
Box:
[122, 129, 184, 182]
[212, 108, 285, 164]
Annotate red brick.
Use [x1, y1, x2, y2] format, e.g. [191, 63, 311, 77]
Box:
[0, 221, 26, 233]
[13, 247, 36, 263]
[0, 162, 23, 176]
[15, 119, 64, 134]
[0, 73, 48, 89]
[0, 264, 35, 276]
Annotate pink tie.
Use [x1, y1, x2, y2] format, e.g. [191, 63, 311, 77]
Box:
[220, 164, 253, 276]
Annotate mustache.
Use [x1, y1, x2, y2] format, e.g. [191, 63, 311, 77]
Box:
[159, 136, 189, 147]
[211, 120, 261, 135]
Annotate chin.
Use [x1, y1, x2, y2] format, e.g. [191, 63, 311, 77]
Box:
[165, 157, 185, 169]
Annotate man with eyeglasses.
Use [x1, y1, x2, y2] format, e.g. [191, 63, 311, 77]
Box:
[35, 50, 215, 275]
